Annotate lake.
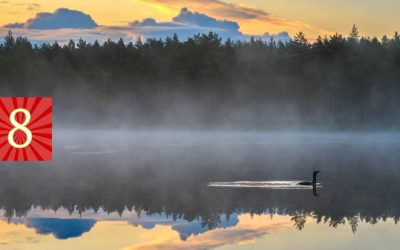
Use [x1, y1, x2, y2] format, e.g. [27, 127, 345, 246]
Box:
[1, 131, 400, 250]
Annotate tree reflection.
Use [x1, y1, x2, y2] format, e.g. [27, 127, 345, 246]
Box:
[1, 141, 400, 233]
[291, 210, 311, 230]
[347, 216, 360, 233]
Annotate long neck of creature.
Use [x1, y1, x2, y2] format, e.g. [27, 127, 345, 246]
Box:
[313, 173, 318, 183]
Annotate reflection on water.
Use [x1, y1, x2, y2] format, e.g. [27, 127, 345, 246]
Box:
[25, 218, 96, 239]
[2, 208, 240, 242]
[1, 211, 400, 250]
[1, 131, 400, 249]
[208, 181, 322, 189]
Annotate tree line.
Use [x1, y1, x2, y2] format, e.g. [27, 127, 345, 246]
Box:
[1, 26, 400, 129]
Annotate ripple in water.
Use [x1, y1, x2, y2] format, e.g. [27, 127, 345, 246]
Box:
[207, 181, 322, 189]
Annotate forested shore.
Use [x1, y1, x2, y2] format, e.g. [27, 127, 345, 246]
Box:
[1, 27, 400, 129]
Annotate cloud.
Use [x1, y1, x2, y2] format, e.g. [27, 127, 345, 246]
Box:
[0, 27, 132, 45]
[4, 22, 24, 28]
[125, 8, 289, 42]
[138, 0, 269, 20]
[129, 7, 240, 32]
[126, 8, 247, 41]
[13, 3, 41, 11]
[26, 3, 41, 11]
[131, 18, 158, 27]
[130, 18, 180, 27]
[4, 8, 97, 30]
[1, 7, 290, 44]
[138, 0, 335, 38]
[172, 7, 239, 31]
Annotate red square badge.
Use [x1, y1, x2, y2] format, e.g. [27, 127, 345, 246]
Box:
[0, 97, 52, 161]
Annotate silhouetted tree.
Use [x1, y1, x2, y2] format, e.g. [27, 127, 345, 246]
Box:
[348, 24, 360, 43]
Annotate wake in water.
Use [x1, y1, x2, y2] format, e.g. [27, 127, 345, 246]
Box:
[207, 181, 322, 190]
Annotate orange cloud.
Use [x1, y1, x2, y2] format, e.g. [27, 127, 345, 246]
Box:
[137, 0, 334, 38]
[137, 0, 268, 20]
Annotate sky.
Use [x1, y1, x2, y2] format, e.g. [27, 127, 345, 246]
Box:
[0, 0, 399, 43]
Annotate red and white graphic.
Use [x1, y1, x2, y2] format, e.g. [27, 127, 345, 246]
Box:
[0, 97, 52, 161]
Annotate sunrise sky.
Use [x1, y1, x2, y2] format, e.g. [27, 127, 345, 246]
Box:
[0, 0, 399, 42]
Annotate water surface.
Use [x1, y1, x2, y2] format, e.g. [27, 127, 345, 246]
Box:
[1, 131, 400, 249]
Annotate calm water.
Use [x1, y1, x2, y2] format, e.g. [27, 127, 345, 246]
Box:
[1, 131, 400, 250]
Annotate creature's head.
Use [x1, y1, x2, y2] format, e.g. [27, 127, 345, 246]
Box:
[313, 170, 321, 176]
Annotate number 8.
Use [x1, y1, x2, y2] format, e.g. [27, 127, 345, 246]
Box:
[8, 108, 33, 149]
